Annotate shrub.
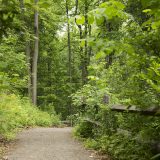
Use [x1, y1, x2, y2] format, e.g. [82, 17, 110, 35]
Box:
[84, 138, 100, 150]
[40, 103, 61, 126]
[0, 93, 60, 140]
[73, 120, 94, 138]
[98, 134, 151, 160]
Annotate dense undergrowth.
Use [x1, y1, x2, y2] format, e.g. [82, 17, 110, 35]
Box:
[73, 115, 159, 160]
[0, 93, 60, 140]
[72, 90, 160, 160]
[70, 0, 160, 159]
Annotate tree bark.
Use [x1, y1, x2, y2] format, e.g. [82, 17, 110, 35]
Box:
[66, 0, 72, 83]
[75, 0, 89, 85]
[75, 0, 78, 15]
[82, 0, 88, 85]
[74, 0, 84, 85]
[26, 42, 32, 100]
[88, 24, 92, 65]
[19, 0, 32, 100]
[66, 0, 72, 116]
[32, 0, 39, 105]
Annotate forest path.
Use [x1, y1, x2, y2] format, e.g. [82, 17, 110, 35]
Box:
[6, 127, 96, 160]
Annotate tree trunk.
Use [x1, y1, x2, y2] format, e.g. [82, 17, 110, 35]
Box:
[75, 0, 78, 15]
[19, 0, 32, 100]
[88, 25, 92, 65]
[32, 0, 39, 105]
[66, 0, 72, 115]
[103, 20, 114, 68]
[26, 42, 32, 99]
[82, 0, 88, 85]
[66, 0, 72, 83]
[74, 0, 84, 85]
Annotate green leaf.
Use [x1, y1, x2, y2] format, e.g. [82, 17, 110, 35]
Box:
[88, 14, 94, 24]
[151, 21, 160, 29]
[76, 15, 85, 25]
[143, 9, 151, 13]
[3, 14, 8, 20]
[37, 2, 50, 9]
[96, 51, 105, 60]
[80, 39, 85, 47]
[95, 15, 104, 25]
[88, 76, 99, 81]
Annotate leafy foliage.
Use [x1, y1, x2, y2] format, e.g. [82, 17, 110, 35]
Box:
[71, 0, 160, 159]
[0, 94, 60, 140]
[0, 0, 160, 159]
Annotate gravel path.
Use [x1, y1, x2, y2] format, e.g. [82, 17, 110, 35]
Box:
[6, 128, 95, 160]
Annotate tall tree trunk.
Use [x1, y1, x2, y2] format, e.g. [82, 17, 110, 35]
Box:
[26, 42, 32, 99]
[75, 0, 84, 85]
[82, 0, 88, 84]
[79, 26, 84, 85]
[75, 0, 78, 15]
[66, 0, 72, 116]
[105, 22, 114, 68]
[88, 24, 92, 64]
[66, 0, 72, 83]
[19, 0, 32, 100]
[75, 0, 88, 85]
[32, 0, 39, 105]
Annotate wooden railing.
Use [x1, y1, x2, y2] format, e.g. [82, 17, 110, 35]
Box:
[110, 105, 160, 116]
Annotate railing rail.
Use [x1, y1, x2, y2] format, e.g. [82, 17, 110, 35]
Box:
[110, 105, 160, 116]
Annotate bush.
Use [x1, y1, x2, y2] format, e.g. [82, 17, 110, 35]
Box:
[98, 134, 151, 160]
[84, 138, 100, 150]
[40, 103, 61, 126]
[73, 120, 94, 138]
[51, 114, 61, 126]
[0, 93, 60, 140]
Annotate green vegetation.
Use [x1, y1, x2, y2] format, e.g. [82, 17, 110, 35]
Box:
[0, 0, 160, 159]
[0, 0, 61, 143]
[0, 94, 60, 140]
[71, 0, 160, 159]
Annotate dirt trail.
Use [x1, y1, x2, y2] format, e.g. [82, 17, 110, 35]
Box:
[6, 127, 96, 160]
